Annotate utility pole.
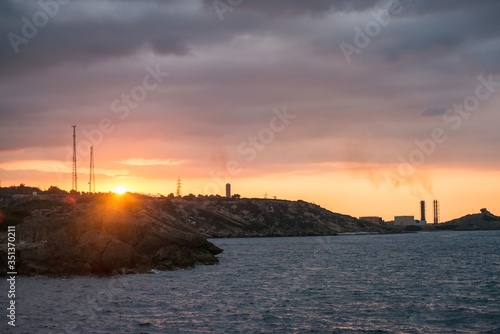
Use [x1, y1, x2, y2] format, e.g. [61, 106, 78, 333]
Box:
[89, 146, 95, 193]
[71, 125, 78, 192]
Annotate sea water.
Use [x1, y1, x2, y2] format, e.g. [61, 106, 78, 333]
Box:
[2, 231, 499, 333]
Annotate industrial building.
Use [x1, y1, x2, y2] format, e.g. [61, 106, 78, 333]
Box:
[394, 216, 415, 226]
[359, 216, 384, 224]
[361, 200, 439, 227]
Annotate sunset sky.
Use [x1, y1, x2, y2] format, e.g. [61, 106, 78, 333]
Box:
[1, 0, 499, 221]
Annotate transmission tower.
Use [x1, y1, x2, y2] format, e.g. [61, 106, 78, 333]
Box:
[89, 146, 95, 193]
[176, 177, 182, 197]
[71, 125, 78, 191]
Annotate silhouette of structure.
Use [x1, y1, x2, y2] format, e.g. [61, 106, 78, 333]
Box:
[88, 146, 95, 193]
[394, 215, 415, 226]
[420, 200, 426, 222]
[226, 183, 231, 198]
[359, 216, 383, 224]
[433, 200, 439, 224]
[176, 177, 182, 197]
[71, 125, 77, 191]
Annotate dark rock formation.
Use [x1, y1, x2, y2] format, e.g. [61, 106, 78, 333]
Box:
[440, 208, 500, 230]
[158, 197, 393, 237]
[0, 193, 222, 276]
[0, 193, 395, 276]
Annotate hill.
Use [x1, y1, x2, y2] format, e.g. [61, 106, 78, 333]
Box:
[0, 193, 222, 276]
[439, 208, 500, 231]
[161, 196, 393, 237]
[0, 192, 394, 276]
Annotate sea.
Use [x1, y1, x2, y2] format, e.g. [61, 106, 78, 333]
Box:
[2, 231, 499, 333]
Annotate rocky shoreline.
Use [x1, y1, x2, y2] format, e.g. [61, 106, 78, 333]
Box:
[3, 192, 495, 276]
[160, 196, 394, 237]
[0, 193, 223, 276]
[0, 193, 390, 276]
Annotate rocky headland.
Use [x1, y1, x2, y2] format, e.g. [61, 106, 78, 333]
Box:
[0, 193, 223, 276]
[161, 196, 393, 237]
[2, 190, 498, 276]
[437, 208, 500, 230]
[0, 192, 391, 276]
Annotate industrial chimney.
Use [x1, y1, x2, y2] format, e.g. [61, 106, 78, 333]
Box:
[433, 200, 439, 224]
[420, 200, 426, 222]
[226, 183, 231, 198]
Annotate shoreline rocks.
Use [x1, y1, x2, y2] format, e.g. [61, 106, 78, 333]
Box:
[0, 193, 223, 276]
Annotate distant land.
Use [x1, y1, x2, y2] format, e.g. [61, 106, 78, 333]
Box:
[0, 185, 499, 276]
[435, 208, 500, 231]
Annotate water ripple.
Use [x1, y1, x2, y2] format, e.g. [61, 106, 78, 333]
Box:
[2, 231, 500, 333]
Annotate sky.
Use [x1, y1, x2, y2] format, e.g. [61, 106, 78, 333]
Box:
[1, 0, 500, 221]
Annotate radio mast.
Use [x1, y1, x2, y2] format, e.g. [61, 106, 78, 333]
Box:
[89, 146, 95, 193]
[71, 125, 78, 191]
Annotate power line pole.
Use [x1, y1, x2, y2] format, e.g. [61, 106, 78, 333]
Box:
[71, 125, 78, 192]
[89, 146, 95, 193]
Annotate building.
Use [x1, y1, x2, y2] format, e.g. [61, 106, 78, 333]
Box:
[415, 220, 427, 226]
[394, 215, 415, 226]
[384, 220, 395, 226]
[359, 216, 384, 224]
[225, 183, 231, 198]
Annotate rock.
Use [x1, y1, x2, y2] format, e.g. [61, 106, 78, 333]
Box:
[0, 193, 223, 276]
[0, 192, 403, 276]
[135, 233, 165, 255]
[441, 209, 500, 230]
[100, 238, 136, 273]
[192, 248, 220, 265]
[158, 197, 394, 237]
[480, 208, 500, 221]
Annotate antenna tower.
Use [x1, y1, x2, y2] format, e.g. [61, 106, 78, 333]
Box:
[89, 146, 95, 193]
[71, 125, 78, 191]
[176, 177, 182, 197]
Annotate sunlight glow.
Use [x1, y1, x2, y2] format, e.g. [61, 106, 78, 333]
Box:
[112, 185, 127, 195]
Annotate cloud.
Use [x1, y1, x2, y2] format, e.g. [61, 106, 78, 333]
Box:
[203, 0, 388, 17]
[117, 158, 185, 166]
[1, 0, 500, 189]
[421, 105, 447, 117]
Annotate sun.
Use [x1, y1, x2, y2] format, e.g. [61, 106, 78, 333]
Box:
[112, 185, 127, 195]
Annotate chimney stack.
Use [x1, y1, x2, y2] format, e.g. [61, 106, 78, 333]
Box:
[420, 200, 426, 222]
[433, 200, 439, 224]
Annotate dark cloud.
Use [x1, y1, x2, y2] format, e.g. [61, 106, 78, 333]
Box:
[401, 0, 500, 16]
[0, 1, 240, 75]
[204, 0, 500, 18]
[421, 106, 447, 117]
[203, 0, 387, 17]
[1, 0, 500, 172]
